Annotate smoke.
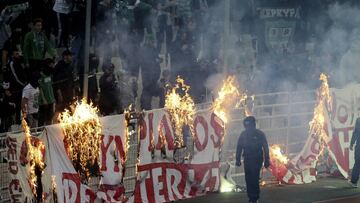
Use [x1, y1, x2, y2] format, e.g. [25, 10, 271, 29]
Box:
[91, 0, 360, 109]
[203, 1, 360, 100]
[324, 2, 360, 87]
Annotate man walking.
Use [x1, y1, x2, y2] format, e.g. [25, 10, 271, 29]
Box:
[350, 117, 360, 188]
[236, 116, 270, 203]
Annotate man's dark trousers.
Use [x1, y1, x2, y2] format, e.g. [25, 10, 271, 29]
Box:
[244, 158, 263, 202]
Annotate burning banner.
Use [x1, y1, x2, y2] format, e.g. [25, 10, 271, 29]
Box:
[165, 76, 196, 148]
[269, 73, 333, 184]
[164, 76, 196, 162]
[6, 118, 55, 202]
[8, 78, 360, 201]
[58, 98, 102, 182]
[21, 118, 46, 201]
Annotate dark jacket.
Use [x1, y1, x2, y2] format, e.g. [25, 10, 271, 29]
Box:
[53, 60, 75, 103]
[236, 117, 270, 166]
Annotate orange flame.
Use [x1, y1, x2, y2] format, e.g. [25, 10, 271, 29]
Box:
[58, 98, 101, 180]
[21, 117, 45, 197]
[212, 75, 253, 123]
[165, 76, 196, 148]
[309, 73, 332, 148]
[270, 145, 289, 164]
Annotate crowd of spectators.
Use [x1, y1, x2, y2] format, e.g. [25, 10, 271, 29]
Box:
[0, 0, 217, 132]
[0, 0, 359, 132]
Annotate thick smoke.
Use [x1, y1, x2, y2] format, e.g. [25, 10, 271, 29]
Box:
[203, 1, 360, 99]
[91, 1, 360, 109]
[326, 3, 360, 87]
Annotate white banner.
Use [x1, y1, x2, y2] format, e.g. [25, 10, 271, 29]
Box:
[44, 109, 224, 203]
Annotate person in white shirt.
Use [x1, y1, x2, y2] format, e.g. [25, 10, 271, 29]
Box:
[21, 72, 40, 128]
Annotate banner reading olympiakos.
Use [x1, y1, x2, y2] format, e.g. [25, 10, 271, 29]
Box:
[44, 109, 224, 203]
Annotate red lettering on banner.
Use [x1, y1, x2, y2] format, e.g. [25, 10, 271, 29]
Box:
[144, 172, 156, 203]
[19, 140, 28, 166]
[136, 162, 219, 202]
[9, 179, 22, 194]
[194, 116, 208, 151]
[139, 116, 147, 140]
[7, 137, 23, 203]
[114, 136, 126, 171]
[205, 168, 219, 192]
[100, 134, 113, 171]
[6, 136, 17, 150]
[328, 127, 352, 172]
[7, 137, 18, 174]
[156, 115, 175, 150]
[337, 105, 348, 124]
[98, 184, 125, 202]
[83, 186, 96, 203]
[166, 168, 183, 201]
[210, 113, 225, 148]
[62, 173, 97, 203]
[62, 173, 81, 203]
[9, 161, 18, 174]
[152, 168, 166, 202]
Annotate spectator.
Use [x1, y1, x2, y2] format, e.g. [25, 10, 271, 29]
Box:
[2, 27, 23, 72]
[3, 47, 26, 124]
[21, 72, 40, 128]
[140, 35, 161, 110]
[53, 0, 74, 47]
[38, 58, 55, 126]
[0, 81, 16, 132]
[23, 18, 56, 74]
[156, 0, 173, 50]
[0, 2, 29, 64]
[99, 62, 120, 115]
[158, 69, 171, 108]
[53, 50, 75, 113]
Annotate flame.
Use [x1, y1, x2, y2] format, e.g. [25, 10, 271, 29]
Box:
[212, 76, 252, 123]
[58, 98, 101, 180]
[51, 175, 56, 190]
[165, 76, 196, 148]
[270, 145, 289, 164]
[21, 117, 45, 197]
[123, 105, 134, 164]
[309, 73, 332, 149]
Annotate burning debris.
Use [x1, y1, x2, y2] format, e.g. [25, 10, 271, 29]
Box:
[165, 76, 196, 148]
[58, 98, 102, 182]
[270, 145, 289, 165]
[21, 117, 45, 201]
[212, 75, 254, 123]
[268, 73, 333, 185]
